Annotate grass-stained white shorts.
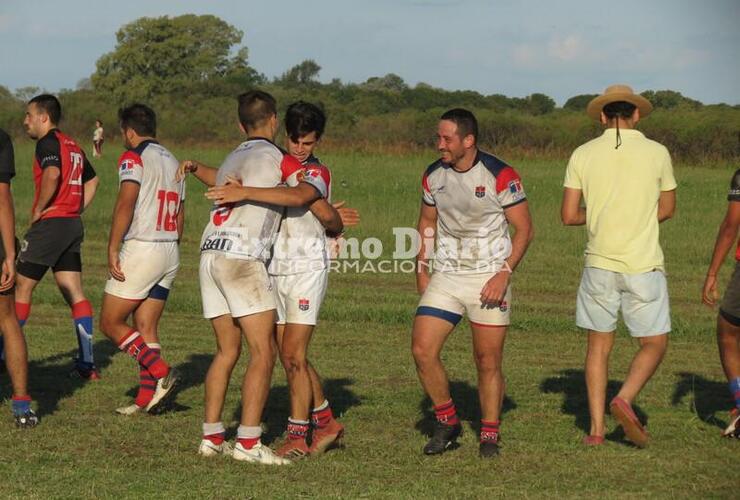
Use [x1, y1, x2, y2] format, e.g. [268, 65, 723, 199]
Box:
[417, 271, 511, 327]
[271, 269, 328, 326]
[576, 267, 670, 337]
[199, 253, 275, 319]
[104, 240, 179, 300]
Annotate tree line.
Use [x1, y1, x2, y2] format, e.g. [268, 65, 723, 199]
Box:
[1, 14, 737, 163]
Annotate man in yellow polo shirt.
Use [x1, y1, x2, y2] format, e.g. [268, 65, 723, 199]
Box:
[561, 85, 677, 448]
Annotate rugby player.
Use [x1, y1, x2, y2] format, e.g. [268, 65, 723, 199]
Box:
[99, 104, 184, 415]
[702, 169, 740, 438]
[0, 128, 37, 427]
[411, 109, 533, 458]
[17, 94, 100, 379]
[205, 101, 359, 458]
[179, 90, 313, 465]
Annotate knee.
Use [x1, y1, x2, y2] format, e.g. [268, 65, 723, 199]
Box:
[98, 315, 113, 336]
[412, 342, 437, 368]
[215, 345, 241, 367]
[474, 351, 502, 374]
[281, 350, 308, 375]
[251, 342, 276, 368]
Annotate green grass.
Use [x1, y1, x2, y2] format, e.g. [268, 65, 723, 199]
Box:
[0, 138, 736, 498]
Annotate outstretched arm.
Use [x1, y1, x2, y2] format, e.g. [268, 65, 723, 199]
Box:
[205, 176, 322, 207]
[177, 160, 218, 187]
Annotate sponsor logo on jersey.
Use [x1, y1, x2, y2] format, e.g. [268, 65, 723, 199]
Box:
[298, 298, 310, 311]
[475, 185, 486, 198]
[508, 179, 522, 194]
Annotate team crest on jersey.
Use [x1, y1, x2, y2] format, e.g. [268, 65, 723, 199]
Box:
[475, 185, 486, 198]
[508, 179, 522, 194]
[120, 159, 137, 171]
[296, 170, 306, 182]
[298, 298, 310, 311]
[499, 300, 508, 312]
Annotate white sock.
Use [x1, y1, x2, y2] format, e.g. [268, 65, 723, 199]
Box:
[202, 422, 225, 436]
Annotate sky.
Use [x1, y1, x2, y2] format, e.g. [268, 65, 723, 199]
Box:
[0, 0, 738, 105]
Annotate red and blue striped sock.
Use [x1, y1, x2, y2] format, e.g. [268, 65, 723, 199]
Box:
[134, 344, 160, 408]
[15, 302, 30, 328]
[480, 420, 500, 443]
[434, 399, 459, 426]
[730, 377, 740, 410]
[118, 329, 169, 379]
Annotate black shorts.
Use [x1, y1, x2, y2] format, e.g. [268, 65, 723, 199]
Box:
[18, 218, 84, 274]
[720, 261, 740, 326]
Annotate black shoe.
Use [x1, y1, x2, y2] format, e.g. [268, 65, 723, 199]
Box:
[14, 409, 39, 428]
[423, 421, 462, 455]
[479, 440, 500, 458]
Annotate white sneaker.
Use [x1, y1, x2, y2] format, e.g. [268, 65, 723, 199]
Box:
[198, 439, 233, 457]
[232, 441, 291, 465]
[722, 409, 740, 438]
[145, 369, 179, 414]
[116, 403, 143, 416]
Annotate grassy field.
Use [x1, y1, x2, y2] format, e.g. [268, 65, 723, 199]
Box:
[0, 138, 737, 499]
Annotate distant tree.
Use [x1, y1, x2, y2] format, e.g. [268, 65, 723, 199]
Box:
[526, 93, 556, 115]
[563, 94, 599, 111]
[76, 78, 92, 90]
[92, 15, 260, 102]
[278, 59, 322, 87]
[360, 73, 408, 93]
[14, 86, 41, 102]
[641, 90, 702, 110]
[0, 85, 14, 100]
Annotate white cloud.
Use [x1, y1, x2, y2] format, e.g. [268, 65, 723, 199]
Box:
[548, 34, 586, 61]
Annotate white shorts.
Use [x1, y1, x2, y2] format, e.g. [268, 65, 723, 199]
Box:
[417, 271, 511, 327]
[271, 269, 328, 325]
[576, 267, 671, 337]
[199, 253, 275, 319]
[104, 240, 179, 300]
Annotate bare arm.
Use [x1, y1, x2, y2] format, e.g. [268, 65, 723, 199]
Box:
[658, 189, 676, 222]
[32, 166, 60, 222]
[561, 187, 586, 226]
[177, 160, 218, 187]
[479, 201, 534, 305]
[416, 202, 437, 295]
[0, 183, 16, 291]
[702, 201, 740, 306]
[107, 181, 139, 281]
[176, 203, 186, 243]
[308, 198, 343, 235]
[83, 176, 99, 210]
[206, 178, 322, 207]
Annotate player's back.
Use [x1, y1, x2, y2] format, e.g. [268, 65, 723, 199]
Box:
[201, 138, 296, 262]
[118, 140, 184, 242]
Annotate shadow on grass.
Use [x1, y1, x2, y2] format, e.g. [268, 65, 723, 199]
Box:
[414, 380, 517, 438]
[230, 377, 362, 445]
[1, 339, 117, 419]
[671, 371, 732, 430]
[540, 368, 648, 446]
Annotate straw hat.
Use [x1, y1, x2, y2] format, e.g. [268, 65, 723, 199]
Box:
[586, 84, 653, 121]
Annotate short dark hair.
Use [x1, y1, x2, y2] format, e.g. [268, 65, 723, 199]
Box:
[238, 90, 277, 131]
[440, 108, 478, 142]
[119, 104, 157, 137]
[29, 94, 62, 124]
[284, 101, 326, 142]
[602, 101, 637, 121]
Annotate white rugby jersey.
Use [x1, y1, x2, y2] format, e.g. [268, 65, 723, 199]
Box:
[118, 140, 185, 242]
[421, 150, 526, 274]
[268, 155, 332, 276]
[199, 138, 303, 262]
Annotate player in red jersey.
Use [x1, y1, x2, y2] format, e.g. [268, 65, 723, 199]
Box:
[17, 94, 100, 379]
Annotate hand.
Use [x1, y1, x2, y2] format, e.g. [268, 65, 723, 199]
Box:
[176, 160, 198, 181]
[480, 271, 511, 306]
[0, 256, 16, 292]
[333, 200, 360, 227]
[328, 235, 345, 260]
[205, 176, 246, 205]
[702, 274, 720, 307]
[416, 271, 431, 295]
[30, 205, 56, 224]
[108, 249, 125, 282]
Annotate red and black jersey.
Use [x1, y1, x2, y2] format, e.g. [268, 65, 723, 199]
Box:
[32, 129, 96, 219]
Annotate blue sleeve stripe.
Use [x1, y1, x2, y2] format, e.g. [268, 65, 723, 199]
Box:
[416, 306, 462, 325]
